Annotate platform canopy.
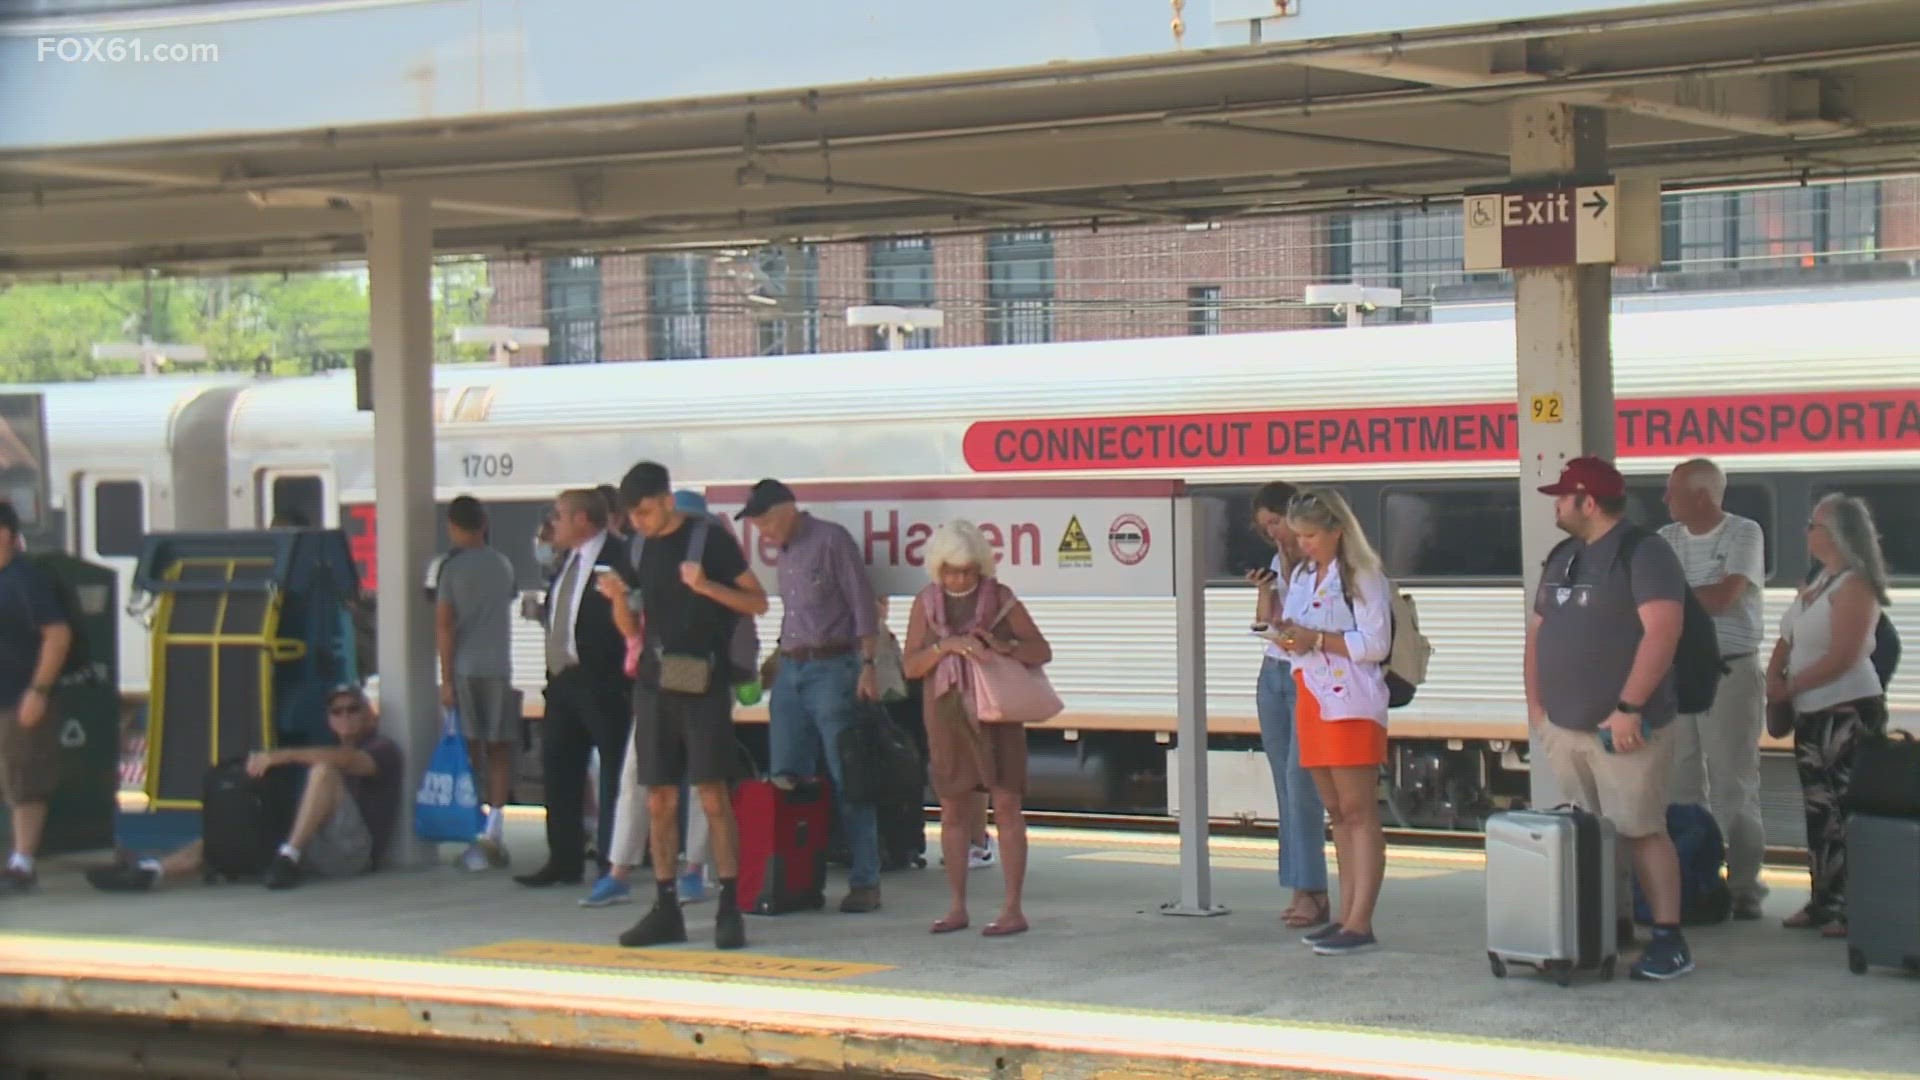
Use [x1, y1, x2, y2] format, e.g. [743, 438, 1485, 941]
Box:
[5, 0, 1920, 275]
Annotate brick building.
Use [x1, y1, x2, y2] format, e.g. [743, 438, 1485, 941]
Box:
[484, 177, 1919, 365]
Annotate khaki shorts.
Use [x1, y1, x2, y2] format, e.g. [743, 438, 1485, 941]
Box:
[303, 790, 374, 879]
[0, 701, 58, 806]
[1535, 719, 1673, 838]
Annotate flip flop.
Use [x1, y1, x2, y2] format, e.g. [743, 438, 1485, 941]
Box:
[982, 917, 1029, 937]
[930, 916, 970, 935]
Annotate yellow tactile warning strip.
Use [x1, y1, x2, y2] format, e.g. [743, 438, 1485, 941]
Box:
[0, 932, 1900, 1080]
[448, 939, 892, 980]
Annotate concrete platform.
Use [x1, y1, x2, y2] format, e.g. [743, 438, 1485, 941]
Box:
[1, 818, 1912, 1079]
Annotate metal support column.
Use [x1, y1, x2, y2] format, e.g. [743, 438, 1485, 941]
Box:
[364, 194, 438, 867]
[1511, 102, 1614, 811]
[1163, 495, 1225, 917]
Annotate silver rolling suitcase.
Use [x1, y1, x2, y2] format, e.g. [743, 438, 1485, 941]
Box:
[1486, 806, 1618, 985]
[1845, 813, 1920, 976]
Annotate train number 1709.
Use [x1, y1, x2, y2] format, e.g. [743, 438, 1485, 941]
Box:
[461, 452, 515, 479]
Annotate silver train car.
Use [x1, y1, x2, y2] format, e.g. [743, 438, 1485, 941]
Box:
[24, 294, 1919, 831]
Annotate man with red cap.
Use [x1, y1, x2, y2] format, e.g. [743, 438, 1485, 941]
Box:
[1524, 456, 1696, 982]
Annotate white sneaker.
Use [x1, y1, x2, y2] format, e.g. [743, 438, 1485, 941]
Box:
[457, 844, 492, 872]
[967, 836, 998, 871]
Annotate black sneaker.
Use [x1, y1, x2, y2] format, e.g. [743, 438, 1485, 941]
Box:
[715, 904, 747, 951]
[87, 864, 159, 893]
[263, 854, 302, 891]
[0, 866, 37, 896]
[1630, 931, 1695, 982]
[619, 902, 688, 948]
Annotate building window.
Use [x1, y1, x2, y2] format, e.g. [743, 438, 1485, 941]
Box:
[869, 237, 937, 349]
[752, 244, 821, 356]
[986, 230, 1054, 345]
[1188, 285, 1223, 336]
[543, 255, 601, 364]
[1661, 182, 1880, 271]
[1325, 207, 1478, 323]
[648, 254, 709, 360]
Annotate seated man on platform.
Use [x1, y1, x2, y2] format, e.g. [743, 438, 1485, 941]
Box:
[88, 683, 404, 893]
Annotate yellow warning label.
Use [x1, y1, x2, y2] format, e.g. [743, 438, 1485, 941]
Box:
[448, 939, 894, 981]
[1057, 515, 1093, 567]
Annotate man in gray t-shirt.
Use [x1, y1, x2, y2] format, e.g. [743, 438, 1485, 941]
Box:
[1523, 456, 1695, 983]
[430, 495, 522, 870]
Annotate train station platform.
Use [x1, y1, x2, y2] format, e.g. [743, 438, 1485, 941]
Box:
[2, 818, 1911, 1080]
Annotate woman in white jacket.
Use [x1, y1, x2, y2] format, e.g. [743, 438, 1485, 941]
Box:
[1269, 489, 1393, 957]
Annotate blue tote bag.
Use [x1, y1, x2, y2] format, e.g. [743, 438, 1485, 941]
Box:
[415, 708, 484, 843]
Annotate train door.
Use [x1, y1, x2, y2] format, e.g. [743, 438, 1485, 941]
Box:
[74, 473, 151, 694]
[256, 468, 337, 529]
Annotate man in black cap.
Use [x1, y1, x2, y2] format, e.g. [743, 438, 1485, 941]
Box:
[88, 684, 404, 893]
[738, 478, 886, 914]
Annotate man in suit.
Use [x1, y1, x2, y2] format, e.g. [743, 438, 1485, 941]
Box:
[517, 489, 634, 887]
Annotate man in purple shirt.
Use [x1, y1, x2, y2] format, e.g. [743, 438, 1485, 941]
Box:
[739, 479, 885, 913]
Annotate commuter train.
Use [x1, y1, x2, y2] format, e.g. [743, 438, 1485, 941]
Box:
[12, 293, 1918, 831]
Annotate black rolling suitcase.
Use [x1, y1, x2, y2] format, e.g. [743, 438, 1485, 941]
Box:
[200, 759, 300, 881]
[878, 800, 928, 871]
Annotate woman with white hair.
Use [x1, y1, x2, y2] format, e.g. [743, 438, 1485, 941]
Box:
[901, 519, 1054, 937]
[1268, 488, 1394, 957]
[1768, 492, 1890, 938]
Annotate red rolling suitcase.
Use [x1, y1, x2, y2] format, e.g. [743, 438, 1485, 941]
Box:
[731, 776, 830, 915]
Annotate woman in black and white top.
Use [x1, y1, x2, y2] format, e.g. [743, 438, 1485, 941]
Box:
[1767, 493, 1890, 938]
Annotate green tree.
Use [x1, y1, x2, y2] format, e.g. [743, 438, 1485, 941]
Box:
[0, 260, 493, 383]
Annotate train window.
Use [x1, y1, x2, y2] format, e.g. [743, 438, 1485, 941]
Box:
[435, 497, 553, 589]
[1197, 485, 1352, 584]
[1623, 480, 1776, 579]
[92, 480, 146, 558]
[1810, 479, 1920, 579]
[1196, 489, 1270, 583]
[270, 476, 325, 528]
[1380, 484, 1522, 579]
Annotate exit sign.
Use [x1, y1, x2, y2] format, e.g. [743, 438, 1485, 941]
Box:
[1462, 182, 1617, 271]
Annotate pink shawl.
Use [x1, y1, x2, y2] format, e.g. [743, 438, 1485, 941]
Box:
[920, 580, 1009, 699]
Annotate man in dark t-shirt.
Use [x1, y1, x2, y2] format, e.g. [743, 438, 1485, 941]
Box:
[598, 460, 767, 951]
[0, 501, 73, 896]
[88, 683, 404, 893]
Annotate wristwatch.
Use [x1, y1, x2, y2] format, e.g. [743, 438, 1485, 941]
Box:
[1615, 700, 1642, 715]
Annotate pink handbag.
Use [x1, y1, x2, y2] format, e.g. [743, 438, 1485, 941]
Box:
[963, 651, 1065, 725]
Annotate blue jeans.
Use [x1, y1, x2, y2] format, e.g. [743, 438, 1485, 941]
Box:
[1256, 656, 1328, 892]
[770, 653, 880, 888]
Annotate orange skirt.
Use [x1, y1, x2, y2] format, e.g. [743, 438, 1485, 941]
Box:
[1294, 670, 1388, 769]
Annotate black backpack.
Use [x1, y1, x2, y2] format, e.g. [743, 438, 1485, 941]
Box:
[1545, 527, 1725, 715]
